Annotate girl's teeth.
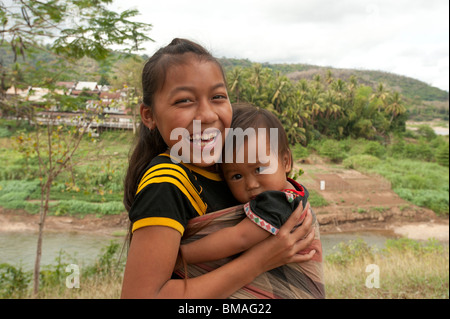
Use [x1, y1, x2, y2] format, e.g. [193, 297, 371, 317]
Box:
[190, 132, 217, 141]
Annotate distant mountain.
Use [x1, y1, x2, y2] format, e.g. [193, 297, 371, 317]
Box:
[2, 43, 448, 104]
[218, 58, 449, 103]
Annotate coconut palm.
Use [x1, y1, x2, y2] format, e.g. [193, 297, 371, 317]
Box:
[385, 91, 406, 124]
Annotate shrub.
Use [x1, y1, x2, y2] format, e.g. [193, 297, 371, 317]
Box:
[343, 154, 381, 170]
[292, 143, 310, 160]
[0, 127, 12, 138]
[394, 188, 449, 215]
[0, 263, 31, 298]
[363, 141, 385, 158]
[325, 238, 374, 266]
[319, 139, 346, 162]
[436, 144, 449, 167]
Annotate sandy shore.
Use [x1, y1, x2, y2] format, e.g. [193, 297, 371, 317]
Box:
[0, 208, 448, 242]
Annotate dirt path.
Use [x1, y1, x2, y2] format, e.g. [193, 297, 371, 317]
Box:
[295, 160, 448, 241]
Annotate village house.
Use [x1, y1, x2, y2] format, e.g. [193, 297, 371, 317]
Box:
[5, 81, 129, 115]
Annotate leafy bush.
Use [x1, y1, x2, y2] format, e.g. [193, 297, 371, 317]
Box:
[0, 127, 12, 138]
[319, 139, 346, 162]
[416, 125, 437, 141]
[436, 144, 449, 167]
[0, 263, 31, 298]
[394, 188, 449, 215]
[362, 141, 385, 158]
[325, 238, 374, 266]
[343, 154, 381, 170]
[292, 143, 310, 160]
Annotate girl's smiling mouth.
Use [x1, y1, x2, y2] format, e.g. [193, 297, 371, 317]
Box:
[189, 129, 220, 150]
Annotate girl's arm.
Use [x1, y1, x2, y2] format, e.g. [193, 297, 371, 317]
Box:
[180, 218, 270, 265]
[121, 203, 316, 299]
[180, 201, 311, 265]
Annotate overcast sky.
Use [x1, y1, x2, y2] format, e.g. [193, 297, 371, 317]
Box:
[112, 0, 449, 92]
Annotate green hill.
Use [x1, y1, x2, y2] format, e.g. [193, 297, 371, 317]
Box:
[218, 58, 449, 102]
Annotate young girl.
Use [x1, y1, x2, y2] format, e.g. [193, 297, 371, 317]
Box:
[178, 103, 324, 298]
[121, 38, 316, 299]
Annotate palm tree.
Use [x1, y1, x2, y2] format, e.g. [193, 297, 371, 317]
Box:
[385, 91, 406, 124]
[304, 87, 323, 127]
[228, 67, 243, 103]
[371, 82, 389, 113]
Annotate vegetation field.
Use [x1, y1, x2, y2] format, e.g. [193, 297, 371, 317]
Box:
[0, 121, 448, 299]
[1, 238, 447, 299]
[0, 122, 130, 217]
[1, 119, 448, 218]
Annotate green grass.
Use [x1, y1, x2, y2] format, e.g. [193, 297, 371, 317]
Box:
[343, 157, 449, 215]
[324, 238, 449, 298]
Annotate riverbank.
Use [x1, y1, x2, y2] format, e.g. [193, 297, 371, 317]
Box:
[1, 206, 448, 242]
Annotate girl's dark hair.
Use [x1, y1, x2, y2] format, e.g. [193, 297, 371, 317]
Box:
[229, 102, 293, 174]
[123, 38, 226, 212]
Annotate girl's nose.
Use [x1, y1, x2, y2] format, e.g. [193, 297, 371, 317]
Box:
[195, 99, 219, 123]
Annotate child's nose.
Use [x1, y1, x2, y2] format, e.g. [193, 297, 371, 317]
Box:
[246, 177, 260, 191]
[195, 99, 219, 123]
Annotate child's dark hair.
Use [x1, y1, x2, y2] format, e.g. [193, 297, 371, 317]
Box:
[123, 38, 226, 212]
[228, 102, 292, 175]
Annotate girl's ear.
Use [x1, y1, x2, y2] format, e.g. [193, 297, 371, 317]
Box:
[140, 103, 155, 130]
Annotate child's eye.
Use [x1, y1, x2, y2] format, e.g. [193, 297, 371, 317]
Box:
[255, 166, 268, 174]
[231, 174, 242, 180]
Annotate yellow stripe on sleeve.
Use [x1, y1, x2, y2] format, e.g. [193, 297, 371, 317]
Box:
[136, 164, 207, 216]
[132, 217, 185, 235]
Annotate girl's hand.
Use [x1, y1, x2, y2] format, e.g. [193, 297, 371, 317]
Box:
[243, 202, 316, 273]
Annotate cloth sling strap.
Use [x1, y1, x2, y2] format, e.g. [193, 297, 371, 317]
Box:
[175, 204, 325, 299]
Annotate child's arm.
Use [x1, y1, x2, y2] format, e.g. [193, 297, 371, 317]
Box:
[180, 218, 270, 265]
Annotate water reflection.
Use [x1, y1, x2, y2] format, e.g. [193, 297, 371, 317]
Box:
[1, 229, 401, 270]
[0, 231, 123, 270]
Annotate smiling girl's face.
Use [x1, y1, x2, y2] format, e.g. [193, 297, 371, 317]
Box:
[142, 54, 232, 167]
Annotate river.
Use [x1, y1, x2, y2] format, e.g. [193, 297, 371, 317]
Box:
[0, 230, 399, 270]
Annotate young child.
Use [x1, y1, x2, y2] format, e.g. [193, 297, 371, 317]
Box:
[179, 103, 313, 262]
[121, 39, 317, 299]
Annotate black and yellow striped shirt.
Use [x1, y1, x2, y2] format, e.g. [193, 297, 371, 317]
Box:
[129, 153, 238, 236]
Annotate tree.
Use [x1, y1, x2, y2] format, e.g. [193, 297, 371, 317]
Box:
[371, 82, 389, 113]
[0, 0, 152, 61]
[110, 56, 145, 134]
[385, 92, 407, 125]
[1, 0, 153, 295]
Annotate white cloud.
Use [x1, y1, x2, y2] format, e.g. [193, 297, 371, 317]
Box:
[113, 0, 449, 91]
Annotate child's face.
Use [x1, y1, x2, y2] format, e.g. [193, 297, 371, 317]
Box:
[149, 56, 232, 167]
[221, 138, 291, 203]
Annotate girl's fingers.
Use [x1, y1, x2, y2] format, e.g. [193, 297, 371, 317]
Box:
[291, 248, 316, 264]
[280, 201, 305, 232]
[293, 225, 315, 252]
[290, 203, 313, 241]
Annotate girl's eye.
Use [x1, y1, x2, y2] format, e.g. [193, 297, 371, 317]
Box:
[231, 174, 242, 180]
[212, 94, 227, 100]
[174, 98, 193, 105]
